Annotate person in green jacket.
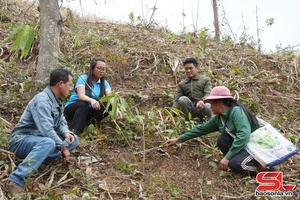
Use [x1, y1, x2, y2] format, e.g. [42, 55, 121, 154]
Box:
[165, 57, 212, 122]
[162, 86, 274, 176]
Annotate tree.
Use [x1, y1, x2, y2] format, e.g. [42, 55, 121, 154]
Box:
[212, 0, 220, 42]
[36, 0, 62, 81]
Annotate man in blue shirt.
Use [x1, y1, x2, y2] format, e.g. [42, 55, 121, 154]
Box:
[6, 69, 79, 198]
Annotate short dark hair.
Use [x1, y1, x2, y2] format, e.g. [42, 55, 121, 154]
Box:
[183, 57, 198, 67]
[49, 68, 73, 86]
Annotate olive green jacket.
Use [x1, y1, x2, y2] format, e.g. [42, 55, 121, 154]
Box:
[173, 74, 212, 108]
[178, 106, 258, 159]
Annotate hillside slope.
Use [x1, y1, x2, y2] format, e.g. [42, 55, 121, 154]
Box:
[0, 1, 299, 199]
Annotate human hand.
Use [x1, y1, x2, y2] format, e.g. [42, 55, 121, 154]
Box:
[61, 146, 70, 164]
[65, 132, 75, 145]
[161, 138, 179, 147]
[196, 100, 205, 110]
[117, 109, 123, 119]
[91, 100, 100, 110]
[219, 157, 229, 171]
[164, 116, 171, 122]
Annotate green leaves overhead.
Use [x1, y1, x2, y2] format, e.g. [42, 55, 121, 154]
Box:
[2, 24, 35, 58]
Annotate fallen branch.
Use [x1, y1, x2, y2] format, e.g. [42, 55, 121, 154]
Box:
[98, 181, 113, 200]
[51, 177, 75, 189]
[46, 169, 57, 188]
[56, 171, 70, 185]
[0, 148, 14, 155]
[0, 116, 14, 129]
[35, 168, 55, 182]
[138, 183, 144, 199]
[195, 138, 219, 153]
[7, 153, 16, 171]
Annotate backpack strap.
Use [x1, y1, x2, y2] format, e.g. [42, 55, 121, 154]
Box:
[220, 116, 236, 139]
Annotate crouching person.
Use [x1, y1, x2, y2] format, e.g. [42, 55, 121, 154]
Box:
[6, 68, 79, 198]
[162, 86, 274, 176]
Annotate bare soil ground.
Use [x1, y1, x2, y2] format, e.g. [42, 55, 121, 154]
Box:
[0, 1, 299, 200]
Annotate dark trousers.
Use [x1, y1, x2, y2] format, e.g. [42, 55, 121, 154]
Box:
[217, 132, 260, 176]
[64, 101, 109, 134]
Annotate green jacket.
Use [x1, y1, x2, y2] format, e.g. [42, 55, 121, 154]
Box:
[178, 106, 258, 159]
[173, 74, 212, 108]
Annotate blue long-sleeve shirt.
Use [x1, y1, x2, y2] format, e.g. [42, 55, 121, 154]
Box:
[9, 86, 71, 149]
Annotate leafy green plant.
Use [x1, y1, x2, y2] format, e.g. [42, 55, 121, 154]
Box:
[168, 32, 176, 44]
[128, 11, 135, 24]
[230, 65, 242, 75]
[198, 27, 210, 49]
[74, 34, 83, 48]
[128, 11, 142, 25]
[184, 32, 192, 43]
[99, 92, 132, 123]
[160, 181, 180, 197]
[239, 96, 260, 113]
[2, 23, 35, 58]
[116, 159, 133, 174]
[202, 148, 213, 159]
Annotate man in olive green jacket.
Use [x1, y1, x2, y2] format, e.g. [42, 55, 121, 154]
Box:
[166, 58, 212, 122]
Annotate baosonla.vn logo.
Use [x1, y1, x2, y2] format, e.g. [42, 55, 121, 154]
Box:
[256, 172, 296, 197]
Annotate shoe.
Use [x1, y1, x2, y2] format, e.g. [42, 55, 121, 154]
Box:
[267, 166, 279, 171]
[39, 163, 47, 171]
[6, 181, 25, 198]
[257, 165, 279, 172]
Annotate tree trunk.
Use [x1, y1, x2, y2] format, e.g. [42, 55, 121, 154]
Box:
[36, 0, 62, 82]
[212, 0, 220, 42]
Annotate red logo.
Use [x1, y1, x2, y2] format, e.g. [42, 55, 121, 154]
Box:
[256, 172, 296, 191]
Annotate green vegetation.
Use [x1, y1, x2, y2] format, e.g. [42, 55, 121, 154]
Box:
[1, 23, 35, 58]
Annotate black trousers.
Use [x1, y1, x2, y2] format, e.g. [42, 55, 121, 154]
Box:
[64, 101, 109, 134]
[217, 132, 260, 176]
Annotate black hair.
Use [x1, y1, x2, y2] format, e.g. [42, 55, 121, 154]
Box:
[86, 57, 106, 97]
[183, 57, 198, 67]
[49, 68, 73, 86]
[220, 98, 259, 128]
